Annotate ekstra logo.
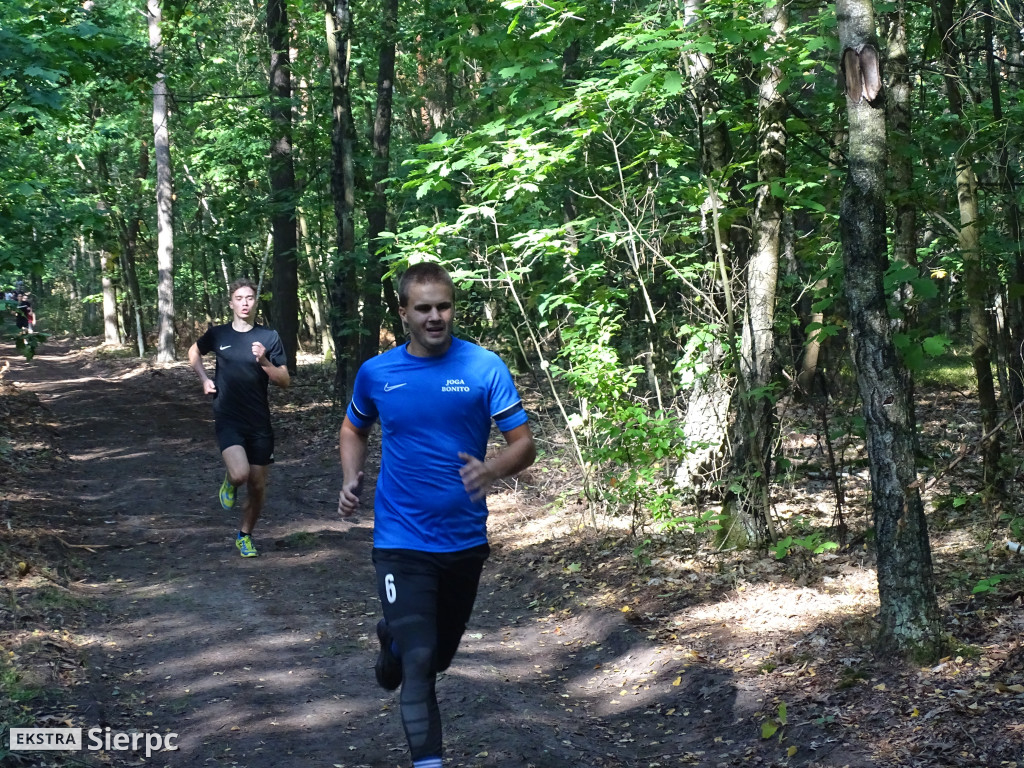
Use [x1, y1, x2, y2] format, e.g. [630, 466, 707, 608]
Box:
[9, 727, 178, 757]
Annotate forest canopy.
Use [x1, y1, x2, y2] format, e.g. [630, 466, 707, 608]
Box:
[3, 0, 1024, 657]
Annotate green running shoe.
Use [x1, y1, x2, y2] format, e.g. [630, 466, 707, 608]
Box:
[219, 474, 236, 510]
[235, 534, 258, 558]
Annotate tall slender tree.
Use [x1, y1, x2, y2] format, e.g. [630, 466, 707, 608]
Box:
[837, 0, 941, 656]
[358, 0, 398, 365]
[148, 0, 175, 362]
[267, 0, 299, 374]
[727, 0, 789, 544]
[325, 0, 359, 395]
[676, 0, 738, 493]
[934, 0, 1000, 484]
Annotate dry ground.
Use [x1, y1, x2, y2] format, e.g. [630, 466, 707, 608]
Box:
[0, 337, 1022, 768]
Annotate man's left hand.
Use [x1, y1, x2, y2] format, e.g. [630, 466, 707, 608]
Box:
[458, 452, 493, 501]
[252, 341, 267, 362]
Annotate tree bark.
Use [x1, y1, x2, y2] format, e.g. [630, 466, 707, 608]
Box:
[148, 0, 175, 362]
[100, 249, 120, 345]
[837, 0, 942, 657]
[677, 0, 736, 494]
[94, 144, 147, 357]
[881, 0, 918, 448]
[325, 0, 359, 396]
[358, 0, 398, 365]
[268, 0, 299, 374]
[298, 212, 334, 356]
[935, 0, 1001, 484]
[983, 0, 1024, 412]
[728, 0, 788, 543]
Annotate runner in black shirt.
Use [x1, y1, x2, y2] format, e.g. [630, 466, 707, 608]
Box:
[187, 278, 290, 557]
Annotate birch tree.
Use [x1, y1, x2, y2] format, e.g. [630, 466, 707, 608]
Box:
[148, 0, 175, 362]
[837, 0, 942, 656]
[726, 0, 789, 544]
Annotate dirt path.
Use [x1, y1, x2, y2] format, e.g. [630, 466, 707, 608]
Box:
[5, 338, 957, 768]
[7, 339, 697, 768]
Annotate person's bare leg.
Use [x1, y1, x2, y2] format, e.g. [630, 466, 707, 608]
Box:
[221, 445, 250, 489]
[241, 464, 269, 535]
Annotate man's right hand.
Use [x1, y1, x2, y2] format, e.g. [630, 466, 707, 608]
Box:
[338, 471, 363, 517]
[202, 379, 217, 395]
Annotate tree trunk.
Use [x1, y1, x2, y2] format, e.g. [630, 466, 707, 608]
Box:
[935, 0, 1001, 484]
[298, 212, 334, 357]
[148, 0, 175, 362]
[837, 0, 942, 658]
[95, 144, 147, 357]
[325, 0, 359, 396]
[677, 0, 735, 494]
[883, 2, 917, 300]
[881, 0, 919, 449]
[728, 0, 788, 544]
[100, 249, 120, 345]
[983, 0, 1024, 412]
[797, 276, 829, 396]
[268, 0, 299, 374]
[358, 0, 398, 365]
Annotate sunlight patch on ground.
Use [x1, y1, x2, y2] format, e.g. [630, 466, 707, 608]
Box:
[681, 571, 879, 634]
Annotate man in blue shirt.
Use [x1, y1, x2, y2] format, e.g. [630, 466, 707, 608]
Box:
[338, 262, 536, 768]
[188, 278, 290, 558]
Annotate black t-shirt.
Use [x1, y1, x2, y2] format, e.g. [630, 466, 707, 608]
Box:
[196, 324, 287, 430]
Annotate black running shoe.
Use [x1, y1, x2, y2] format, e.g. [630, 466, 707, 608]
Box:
[375, 619, 402, 690]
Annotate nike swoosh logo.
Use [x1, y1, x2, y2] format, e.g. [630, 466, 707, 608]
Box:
[383, 382, 407, 392]
[219, 345, 231, 350]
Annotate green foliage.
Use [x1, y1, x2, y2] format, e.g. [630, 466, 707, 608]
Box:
[972, 574, 1007, 595]
[884, 256, 952, 372]
[551, 293, 689, 527]
[999, 511, 1024, 543]
[0, 0, 151, 275]
[10, 331, 49, 360]
[760, 700, 788, 739]
[0, 656, 39, 760]
[772, 532, 839, 560]
[914, 351, 976, 390]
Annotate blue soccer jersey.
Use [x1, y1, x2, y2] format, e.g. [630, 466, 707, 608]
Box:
[347, 337, 529, 552]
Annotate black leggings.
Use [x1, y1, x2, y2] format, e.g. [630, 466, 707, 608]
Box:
[372, 545, 489, 761]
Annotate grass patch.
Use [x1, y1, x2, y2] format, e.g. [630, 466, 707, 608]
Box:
[34, 585, 86, 610]
[0, 657, 42, 760]
[93, 344, 141, 359]
[915, 351, 975, 390]
[277, 531, 319, 549]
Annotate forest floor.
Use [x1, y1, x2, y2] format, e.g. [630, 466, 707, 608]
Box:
[0, 336, 1022, 768]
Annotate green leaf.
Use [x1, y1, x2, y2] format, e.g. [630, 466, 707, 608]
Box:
[630, 72, 655, 93]
[663, 71, 682, 95]
[23, 65, 64, 83]
[922, 335, 951, 357]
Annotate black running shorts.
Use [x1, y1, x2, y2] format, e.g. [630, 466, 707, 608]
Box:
[215, 420, 275, 465]
[372, 544, 489, 672]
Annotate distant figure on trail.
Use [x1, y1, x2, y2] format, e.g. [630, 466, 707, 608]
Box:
[23, 293, 35, 332]
[187, 277, 290, 558]
[337, 262, 536, 768]
[14, 292, 31, 333]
